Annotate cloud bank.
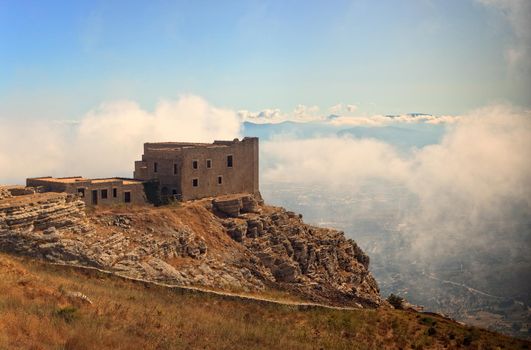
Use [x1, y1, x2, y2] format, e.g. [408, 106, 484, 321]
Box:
[0, 95, 241, 183]
[262, 104, 531, 263]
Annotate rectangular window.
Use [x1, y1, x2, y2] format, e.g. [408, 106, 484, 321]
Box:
[77, 188, 85, 197]
[113, 188, 117, 198]
[124, 191, 131, 203]
[154, 162, 158, 173]
[192, 160, 198, 169]
[206, 159, 212, 168]
[101, 189, 108, 199]
[227, 155, 233, 167]
[192, 178, 198, 187]
[172, 189, 177, 195]
[173, 163, 178, 175]
[218, 176, 223, 185]
[92, 190, 98, 205]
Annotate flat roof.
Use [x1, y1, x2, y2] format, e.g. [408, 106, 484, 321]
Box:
[29, 177, 143, 185]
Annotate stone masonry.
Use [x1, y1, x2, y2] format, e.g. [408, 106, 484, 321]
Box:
[134, 137, 259, 201]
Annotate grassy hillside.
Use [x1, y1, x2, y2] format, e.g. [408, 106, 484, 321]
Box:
[0, 253, 528, 350]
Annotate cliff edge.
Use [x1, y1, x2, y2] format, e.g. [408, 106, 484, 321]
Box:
[0, 190, 381, 307]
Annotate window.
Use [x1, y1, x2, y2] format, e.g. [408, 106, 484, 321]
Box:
[206, 159, 212, 168]
[92, 190, 98, 205]
[101, 189, 108, 199]
[172, 189, 178, 195]
[77, 188, 85, 197]
[217, 176, 223, 185]
[173, 163, 178, 175]
[113, 188, 117, 198]
[124, 191, 131, 203]
[192, 178, 198, 187]
[227, 155, 233, 167]
[154, 162, 158, 173]
[192, 160, 198, 169]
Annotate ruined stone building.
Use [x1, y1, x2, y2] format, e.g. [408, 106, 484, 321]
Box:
[134, 137, 259, 201]
[24, 138, 259, 206]
[26, 177, 146, 206]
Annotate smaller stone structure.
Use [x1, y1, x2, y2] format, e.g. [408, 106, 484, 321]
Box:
[26, 177, 146, 206]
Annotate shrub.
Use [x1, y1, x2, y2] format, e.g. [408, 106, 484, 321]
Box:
[419, 317, 437, 326]
[55, 306, 78, 323]
[387, 294, 404, 309]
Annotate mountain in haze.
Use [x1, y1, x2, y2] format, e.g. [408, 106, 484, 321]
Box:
[242, 120, 445, 149]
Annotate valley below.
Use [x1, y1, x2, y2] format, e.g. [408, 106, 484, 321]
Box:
[262, 181, 531, 340]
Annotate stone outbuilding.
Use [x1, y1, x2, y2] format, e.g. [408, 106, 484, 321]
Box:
[26, 177, 146, 206]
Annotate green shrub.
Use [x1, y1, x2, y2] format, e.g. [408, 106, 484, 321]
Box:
[387, 294, 404, 309]
[55, 306, 78, 323]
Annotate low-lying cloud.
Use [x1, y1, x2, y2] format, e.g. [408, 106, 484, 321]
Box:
[262, 104, 531, 266]
[0, 95, 241, 183]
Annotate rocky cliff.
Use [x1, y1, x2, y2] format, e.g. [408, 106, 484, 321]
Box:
[0, 190, 381, 307]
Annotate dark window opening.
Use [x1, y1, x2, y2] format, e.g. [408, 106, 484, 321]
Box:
[124, 192, 131, 203]
[77, 188, 85, 197]
[113, 188, 117, 198]
[227, 155, 233, 167]
[192, 160, 198, 169]
[101, 189, 108, 199]
[154, 162, 158, 173]
[192, 178, 198, 187]
[91, 190, 98, 205]
[206, 159, 212, 168]
[172, 189, 178, 195]
[173, 163, 178, 175]
[218, 176, 223, 185]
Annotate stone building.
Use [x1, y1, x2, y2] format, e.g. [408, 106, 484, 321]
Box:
[26, 177, 146, 206]
[133, 137, 259, 201]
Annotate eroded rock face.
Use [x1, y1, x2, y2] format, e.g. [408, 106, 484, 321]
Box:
[0, 192, 381, 307]
[0, 187, 13, 200]
[220, 205, 381, 307]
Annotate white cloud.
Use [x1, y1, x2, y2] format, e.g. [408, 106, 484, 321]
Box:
[0, 95, 241, 183]
[241, 105, 459, 126]
[262, 104, 531, 261]
[328, 113, 460, 127]
[293, 104, 321, 122]
[238, 108, 286, 124]
[346, 104, 358, 113]
[476, 0, 531, 73]
[329, 103, 343, 114]
[240, 104, 323, 124]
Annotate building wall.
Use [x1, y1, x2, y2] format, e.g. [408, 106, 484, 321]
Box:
[133, 137, 259, 201]
[180, 137, 259, 200]
[26, 178, 146, 206]
[134, 148, 183, 196]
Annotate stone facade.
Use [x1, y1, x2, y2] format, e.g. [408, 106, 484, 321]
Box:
[26, 177, 146, 206]
[134, 137, 259, 201]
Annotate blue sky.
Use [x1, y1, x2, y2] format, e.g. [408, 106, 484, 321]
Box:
[0, 0, 529, 120]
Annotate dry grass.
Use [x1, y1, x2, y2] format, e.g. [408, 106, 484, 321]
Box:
[0, 253, 528, 350]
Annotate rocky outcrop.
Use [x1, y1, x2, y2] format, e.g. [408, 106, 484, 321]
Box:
[212, 194, 261, 217]
[0, 192, 87, 232]
[0, 191, 381, 307]
[0, 186, 13, 200]
[221, 205, 380, 307]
